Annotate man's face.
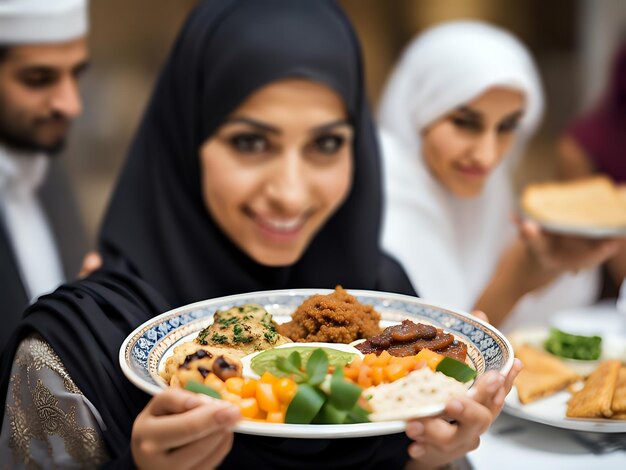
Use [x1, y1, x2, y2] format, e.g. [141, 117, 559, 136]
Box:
[0, 37, 89, 154]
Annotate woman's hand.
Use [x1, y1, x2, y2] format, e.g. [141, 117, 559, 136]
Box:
[78, 251, 102, 277]
[131, 388, 241, 470]
[470, 310, 488, 323]
[518, 219, 619, 273]
[404, 359, 522, 469]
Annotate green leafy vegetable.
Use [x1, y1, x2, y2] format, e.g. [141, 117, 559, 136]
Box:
[288, 350, 302, 369]
[436, 357, 477, 383]
[285, 384, 325, 424]
[306, 349, 329, 386]
[312, 402, 347, 424]
[270, 348, 371, 425]
[544, 328, 602, 360]
[184, 380, 222, 399]
[344, 404, 370, 424]
[328, 368, 362, 410]
[276, 354, 307, 382]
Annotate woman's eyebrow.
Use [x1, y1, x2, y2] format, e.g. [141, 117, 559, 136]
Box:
[222, 117, 281, 134]
[503, 110, 525, 121]
[311, 119, 351, 133]
[455, 106, 481, 119]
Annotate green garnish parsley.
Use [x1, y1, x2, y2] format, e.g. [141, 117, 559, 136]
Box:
[211, 333, 228, 344]
[232, 324, 252, 343]
[217, 317, 239, 330]
[196, 326, 211, 345]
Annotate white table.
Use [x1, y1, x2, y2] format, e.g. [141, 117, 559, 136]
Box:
[469, 413, 626, 469]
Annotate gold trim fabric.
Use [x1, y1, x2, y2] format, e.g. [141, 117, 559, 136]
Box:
[0, 335, 109, 468]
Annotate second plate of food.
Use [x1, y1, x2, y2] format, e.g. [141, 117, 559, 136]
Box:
[504, 326, 626, 433]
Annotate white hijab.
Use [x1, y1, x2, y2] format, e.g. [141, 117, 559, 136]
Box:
[379, 21, 600, 331]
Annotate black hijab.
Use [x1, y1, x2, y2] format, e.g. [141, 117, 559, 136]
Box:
[1, 0, 415, 467]
[99, 0, 410, 307]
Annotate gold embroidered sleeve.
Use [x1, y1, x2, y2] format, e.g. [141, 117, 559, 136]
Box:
[0, 334, 110, 468]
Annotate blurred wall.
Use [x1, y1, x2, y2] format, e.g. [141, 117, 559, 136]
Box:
[63, 0, 625, 247]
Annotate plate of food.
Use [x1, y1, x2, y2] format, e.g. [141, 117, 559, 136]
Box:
[120, 287, 513, 438]
[520, 176, 626, 238]
[504, 326, 626, 432]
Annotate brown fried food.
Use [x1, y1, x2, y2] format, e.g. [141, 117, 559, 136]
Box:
[514, 345, 580, 404]
[277, 286, 381, 343]
[160, 341, 243, 386]
[611, 366, 626, 414]
[567, 360, 621, 418]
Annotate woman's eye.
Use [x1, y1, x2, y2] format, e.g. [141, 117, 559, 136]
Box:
[313, 135, 345, 154]
[229, 133, 269, 153]
[451, 116, 481, 132]
[498, 119, 520, 134]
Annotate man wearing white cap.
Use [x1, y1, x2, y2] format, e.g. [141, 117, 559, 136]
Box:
[0, 0, 90, 350]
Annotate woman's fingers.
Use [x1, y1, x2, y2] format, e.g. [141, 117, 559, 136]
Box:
[574, 239, 619, 268]
[521, 218, 619, 272]
[78, 251, 102, 277]
[467, 371, 504, 408]
[468, 359, 522, 416]
[147, 388, 204, 416]
[446, 396, 492, 437]
[407, 397, 489, 455]
[470, 309, 489, 322]
[492, 358, 522, 409]
[169, 429, 234, 470]
[505, 359, 523, 390]
[145, 402, 240, 449]
[134, 389, 240, 451]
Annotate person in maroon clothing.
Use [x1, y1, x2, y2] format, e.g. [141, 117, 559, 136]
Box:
[557, 42, 626, 290]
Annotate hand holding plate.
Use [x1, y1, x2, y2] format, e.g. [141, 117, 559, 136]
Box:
[131, 388, 240, 470]
[518, 218, 619, 273]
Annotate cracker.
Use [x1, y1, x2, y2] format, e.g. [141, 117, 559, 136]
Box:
[514, 345, 580, 404]
[610, 412, 626, 420]
[610, 366, 626, 414]
[566, 360, 621, 418]
[521, 176, 626, 227]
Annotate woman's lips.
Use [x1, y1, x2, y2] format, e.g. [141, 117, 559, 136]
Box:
[456, 165, 488, 178]
[250, 212, 308, 242]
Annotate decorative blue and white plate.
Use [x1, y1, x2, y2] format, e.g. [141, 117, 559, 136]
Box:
[120, 288, 513, 438]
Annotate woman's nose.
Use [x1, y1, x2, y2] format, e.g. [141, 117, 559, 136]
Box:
[471, 131, 499, 168]
[265, 151, 308, 213]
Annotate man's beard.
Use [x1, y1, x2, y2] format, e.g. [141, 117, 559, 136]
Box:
[0, 106, 68, 156]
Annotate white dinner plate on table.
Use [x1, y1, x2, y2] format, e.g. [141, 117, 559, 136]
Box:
[504, 388, 626, 433]
[504, 326, 626, 433]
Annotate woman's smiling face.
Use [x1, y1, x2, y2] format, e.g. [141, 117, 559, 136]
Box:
[421, 87, 525, 198]
[199, 79, 353, 266]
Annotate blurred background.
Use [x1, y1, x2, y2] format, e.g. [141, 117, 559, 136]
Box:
[67, 0, 626, 245]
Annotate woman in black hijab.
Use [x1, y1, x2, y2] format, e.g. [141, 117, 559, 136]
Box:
[0, 0, 518, 468]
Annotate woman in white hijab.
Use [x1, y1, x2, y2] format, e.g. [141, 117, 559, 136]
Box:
[379, 21, 619, 332]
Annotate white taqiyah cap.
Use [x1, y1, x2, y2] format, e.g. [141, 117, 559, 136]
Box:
[0, 0, 88, 45]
